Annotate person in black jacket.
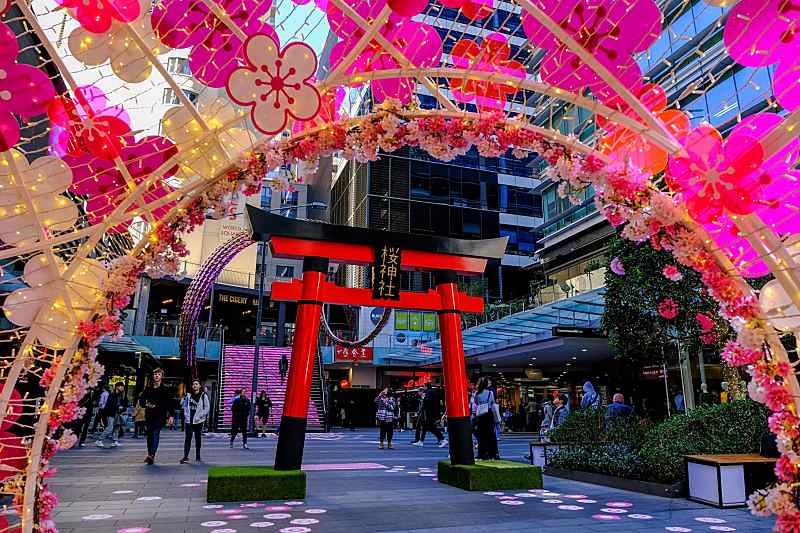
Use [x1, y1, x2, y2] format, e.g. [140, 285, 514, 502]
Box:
[412, 383, 447, 448]
[230, 389, 251, 449]
[95, 384, 120, 448]
[138, 368, 174, 465]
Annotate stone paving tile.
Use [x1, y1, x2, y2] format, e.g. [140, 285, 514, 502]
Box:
[46, 430, 773, 532]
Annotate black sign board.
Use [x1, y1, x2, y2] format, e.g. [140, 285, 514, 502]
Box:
[552, 326, 604, 338]
[372, 244, 401, 300]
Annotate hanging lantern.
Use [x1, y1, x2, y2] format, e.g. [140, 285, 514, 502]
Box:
[759, 279, 800, 332]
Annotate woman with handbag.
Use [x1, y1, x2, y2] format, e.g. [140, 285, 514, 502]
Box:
[471, 377, 499, 460]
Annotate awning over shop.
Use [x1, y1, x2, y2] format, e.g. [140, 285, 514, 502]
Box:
[97, 336, 154, 355]
[380, 287, 607, 365]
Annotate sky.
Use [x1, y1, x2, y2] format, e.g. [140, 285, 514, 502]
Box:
[274, 1, 331, 55]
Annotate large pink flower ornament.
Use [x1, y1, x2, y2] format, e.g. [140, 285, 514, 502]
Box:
[47, 85, 131, 160]
[151, 0, 277, 88]
[449, 33, 526, 110]
[227, 35, 320, 136]
[700, 113, 800, 277]
[0, 22, 55, 151]
[666, 124, 765, 223]
[292, 86, 346, 134]
[327, 0, 443, 103]
[65, 135, 179, 227]
[521, 0, 661, 102]
[59, 0, 140, 33]
[724, 0, 800, 110]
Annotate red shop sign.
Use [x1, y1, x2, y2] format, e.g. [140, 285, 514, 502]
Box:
[335, 345, 374, 362]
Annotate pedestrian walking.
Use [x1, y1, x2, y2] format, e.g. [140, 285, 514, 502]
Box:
[95, 383, 124, 448]
[230, 389, 251, 449]
[255, 391, 272, 437]
[375, 388, 396, 449]
[279, 353, 289, 382]
[90, 385, 109, 433]
[75, 387, 95, 447]
[138, 368, 174, 465]
[412, 383, 447, 447]
[549, 394, 568, 433]
[180, 379, 210, 464]
[471, 377, 499, 460]
[132, 401, 146, 438]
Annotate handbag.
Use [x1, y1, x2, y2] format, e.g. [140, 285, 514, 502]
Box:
[476, 402, 489, 416]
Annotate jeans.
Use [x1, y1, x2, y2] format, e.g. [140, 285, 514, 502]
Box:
[146, 421, 162, 456]
[97, 416, 117, 443]
[183, 423, 202, 459]
[230, 422, 247, 445]
[379, 421, 394, 444]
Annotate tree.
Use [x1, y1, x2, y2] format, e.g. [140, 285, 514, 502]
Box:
[602, 234, 732, 363]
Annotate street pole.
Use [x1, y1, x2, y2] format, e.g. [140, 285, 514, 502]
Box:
[249, 242, 268, 434]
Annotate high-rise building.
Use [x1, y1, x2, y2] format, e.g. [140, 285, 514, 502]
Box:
[328, 6, 544, 303]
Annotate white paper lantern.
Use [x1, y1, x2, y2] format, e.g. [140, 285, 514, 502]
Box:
[759, 279, 800, 332]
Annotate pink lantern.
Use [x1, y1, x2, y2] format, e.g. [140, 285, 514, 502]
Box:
[449, 33, 526, 110]
[724, 0, 800, 111]
[521, 0, 661, 102]
[151, 0, 278, 88]
[58, 0, 140, 34]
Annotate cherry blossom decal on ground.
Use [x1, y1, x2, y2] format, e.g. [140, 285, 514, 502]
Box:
[449, 33, 526, 110]
[0, 22, 55, 151]
[724, 0, 800, 111]
[151, 0, 278, 87]
[521, 0, 661, 102]
[227, 34, 320, 136]
[327, 0, 442, 103]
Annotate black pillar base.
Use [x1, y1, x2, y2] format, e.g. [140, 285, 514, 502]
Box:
[274, 416, 307, 470]
[447, 416, 475, 465]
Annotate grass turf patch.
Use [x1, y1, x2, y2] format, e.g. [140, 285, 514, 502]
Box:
[437, 460, 543, 491]
[207, 466, 306, 502]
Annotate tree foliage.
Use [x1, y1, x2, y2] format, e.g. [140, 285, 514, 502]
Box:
[602, 234, 731, 362]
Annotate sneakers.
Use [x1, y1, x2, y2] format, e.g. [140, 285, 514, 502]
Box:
[179, 458, 190, 464]
[411, 441, 423, 447]
[144, 455, 154, 465]
[95, 440, 104, 448]
[111, 441, 119, 448]
[387, 443, 394, 449]
[438, 440, 448, 448]
[78, 443, 85, 448]
[378, 443, 384, 449]
[195, 456, 202, 463]
[243, 444, 250, 450]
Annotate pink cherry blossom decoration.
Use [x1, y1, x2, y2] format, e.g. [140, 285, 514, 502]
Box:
[328, 0, 442, 103]
[449, 33, 526, 110]
[657, 298, 679, 320]
[59, 0, 140, 33]
[662, 265, 683, 281]
[724, 0, 800, 110]
[65, 135, 179, 227]
[521, 0, 661, 102]
[610, 257, 625, 276]
[48, 85, 131, 160]
[151, 0, 278, 87]
[226, 34, 320, 135]
[0, 22, 55, 151]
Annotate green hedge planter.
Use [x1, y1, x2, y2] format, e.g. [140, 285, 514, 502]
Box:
[207, 466, 306, 502]
[437, 460, 543, 491]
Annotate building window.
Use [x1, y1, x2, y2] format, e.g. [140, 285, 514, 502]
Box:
[167, 57, 192, 76]
[162, 87, 198, 105]
[275, 265, 294, 278]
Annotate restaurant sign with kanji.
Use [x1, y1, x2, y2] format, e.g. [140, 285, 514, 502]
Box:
[335, 345, 374, 362]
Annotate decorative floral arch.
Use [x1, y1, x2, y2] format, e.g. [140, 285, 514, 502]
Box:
[0, 0, 799, 531]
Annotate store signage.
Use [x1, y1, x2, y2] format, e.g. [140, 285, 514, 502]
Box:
[218, 293, 257, 305]
[552, 326, 604, 338]
[524, 368, 543, 380]
[335, 345, 374, 362]
[372, 244, 401, 300]
[641, 365, 666, 380]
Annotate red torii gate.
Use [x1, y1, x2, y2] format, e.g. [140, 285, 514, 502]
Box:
[247, 206, 507, 470]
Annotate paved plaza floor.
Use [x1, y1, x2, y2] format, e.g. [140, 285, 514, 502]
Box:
[49, 429, 773, 533]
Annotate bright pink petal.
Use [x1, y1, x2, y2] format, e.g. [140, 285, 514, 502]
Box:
[388, 0, 427, 17]
[327, 0, 386, 39]
[151, 0, 214, 49]
[0, 112, 19, 151]
[773, 57, 800, 111]
[724, 0, 800, 67]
